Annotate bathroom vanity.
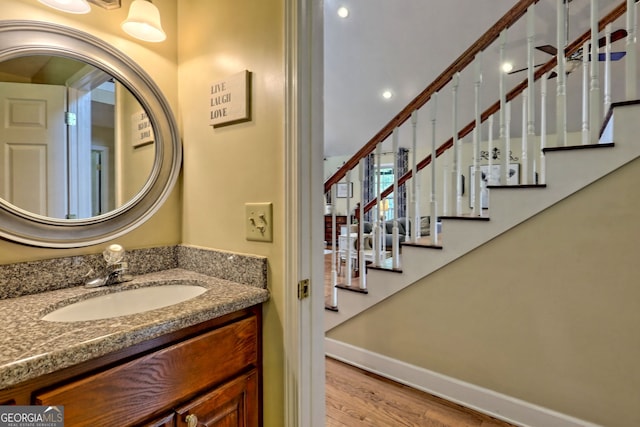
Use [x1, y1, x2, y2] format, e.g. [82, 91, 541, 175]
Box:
[0, 246, 269, 427]
[1, 306, 261, 426]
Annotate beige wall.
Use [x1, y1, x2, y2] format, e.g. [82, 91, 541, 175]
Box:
[0, 0, 181, 262]
[177, 1, 285, 426]
[327, 156, 640, 426]
[116, 84, 155, 204]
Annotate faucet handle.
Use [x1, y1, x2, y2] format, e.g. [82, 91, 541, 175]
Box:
[103, 244, 125, 265]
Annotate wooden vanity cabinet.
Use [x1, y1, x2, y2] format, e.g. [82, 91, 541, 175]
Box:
[174, 369, 258, 427]
[0, 305, 262, 427]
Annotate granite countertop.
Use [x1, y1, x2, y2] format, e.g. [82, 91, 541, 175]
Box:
[0, 268, 269, 389]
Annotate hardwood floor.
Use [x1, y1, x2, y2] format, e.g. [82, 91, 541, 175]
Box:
[326, 357, 515, 427]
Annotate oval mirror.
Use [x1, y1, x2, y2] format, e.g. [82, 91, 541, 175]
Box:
[0, 20, 181, 248]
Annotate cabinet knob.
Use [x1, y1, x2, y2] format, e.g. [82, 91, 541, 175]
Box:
[185, 414, 198, 427]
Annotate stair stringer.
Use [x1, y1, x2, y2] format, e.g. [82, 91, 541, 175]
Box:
[324, 103, 640, 332]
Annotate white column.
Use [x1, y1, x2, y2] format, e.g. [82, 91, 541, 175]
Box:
[589, 0, 600, 145]
[626, 0, 638, 100]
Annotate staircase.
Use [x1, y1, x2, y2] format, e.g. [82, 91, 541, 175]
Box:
[323, 0, 640, 331]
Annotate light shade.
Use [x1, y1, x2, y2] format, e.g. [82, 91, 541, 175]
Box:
[38, 0, 91, 14]
[121, 0, 166, 42]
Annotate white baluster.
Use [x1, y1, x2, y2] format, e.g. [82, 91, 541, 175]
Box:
[411, 111, 420, 243]
[626, 0, 637, 100]
[556, 0, 567, 147]
[330, 184, 338, 307]
[392, 128, 400, 269]
[451, 72, 461, 216]
[442, 152, 449, 217]
[373, 144, 382, 266]
[344, 171, 352, 287]
[540, 73, 548, 185]
[472, 54, 483, 216]
[505, 101, 511, 182]
[488, 114, 494, 181]
[429, 93, 439, 242]
[604, 24, 612, 115]
[525, 4, 535, 184]
[499, 30, 509, 184]
[589, 0, 600, 145]
[581, 40, 590, 145]
[358, 159, 366, 291]
[521, 88, 528, 185]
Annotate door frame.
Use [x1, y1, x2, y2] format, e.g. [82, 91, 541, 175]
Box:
[284, 0, 325, 425]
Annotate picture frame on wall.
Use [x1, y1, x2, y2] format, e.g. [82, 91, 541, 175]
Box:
[336, 182, 353, 198]
[469, 163, 520, 208]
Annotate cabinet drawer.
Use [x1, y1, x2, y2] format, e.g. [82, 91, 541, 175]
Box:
[35, 315, 258, 427]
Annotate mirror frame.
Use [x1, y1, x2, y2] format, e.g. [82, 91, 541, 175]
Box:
[0, 20, 181, 248]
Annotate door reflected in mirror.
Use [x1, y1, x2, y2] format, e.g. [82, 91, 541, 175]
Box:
[0, 55, 154, 220]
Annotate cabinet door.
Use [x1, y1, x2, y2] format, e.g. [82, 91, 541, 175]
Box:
[175, 369, 258, 427]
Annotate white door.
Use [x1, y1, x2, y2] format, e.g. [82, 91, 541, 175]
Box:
[0, 82, 67, 218]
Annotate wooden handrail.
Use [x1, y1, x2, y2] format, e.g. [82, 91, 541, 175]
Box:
[323, 0, 540, 194]
[343, 0, 634, 215]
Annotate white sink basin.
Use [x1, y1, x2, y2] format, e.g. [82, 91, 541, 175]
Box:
[42, 284, 207, 322]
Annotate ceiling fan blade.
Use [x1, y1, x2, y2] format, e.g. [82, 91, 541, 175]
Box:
[598, 29, 628, 48]
[536, 45, 558, 56]
[595, 51, 627, 61]
[507, 63, 545, 75]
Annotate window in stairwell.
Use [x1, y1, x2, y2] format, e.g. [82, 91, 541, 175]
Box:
[375, 165, 394, 221]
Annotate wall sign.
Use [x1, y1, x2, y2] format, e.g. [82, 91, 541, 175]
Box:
[209, 70, 252, 128]
[132, 110, 154, 147]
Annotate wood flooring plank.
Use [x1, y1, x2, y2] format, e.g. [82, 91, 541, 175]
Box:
[326, 357, 515, 427]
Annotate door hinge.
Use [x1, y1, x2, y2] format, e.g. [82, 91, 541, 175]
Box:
[298, 279, 310, 300]
[65, 111, 77, 126]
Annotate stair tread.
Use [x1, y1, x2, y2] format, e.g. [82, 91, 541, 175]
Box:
[543, 142, 614, 153]
[439, 214, 490, 221]
[335, 284, 368, 294]
[487, 184, 547, 189]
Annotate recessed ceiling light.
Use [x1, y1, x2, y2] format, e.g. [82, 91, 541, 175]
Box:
[501, 62, 514, 73]
[337, 7, 349, 18]
[382, 90, 393, 100]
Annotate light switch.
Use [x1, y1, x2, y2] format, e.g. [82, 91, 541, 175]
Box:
[245, 202, 273, 242]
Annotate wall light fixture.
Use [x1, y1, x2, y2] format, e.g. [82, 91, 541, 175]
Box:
[37, 0, 166, 43]
[121, 0, 167, 43]
[38, 0, 91, 14]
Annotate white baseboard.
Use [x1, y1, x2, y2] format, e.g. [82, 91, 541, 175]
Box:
[325, 338, 602, 427]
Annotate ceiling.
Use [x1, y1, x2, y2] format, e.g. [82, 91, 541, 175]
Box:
[323, 0, 628, 157]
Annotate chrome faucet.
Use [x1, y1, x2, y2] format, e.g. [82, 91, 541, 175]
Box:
[85, 244, 133, 288]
